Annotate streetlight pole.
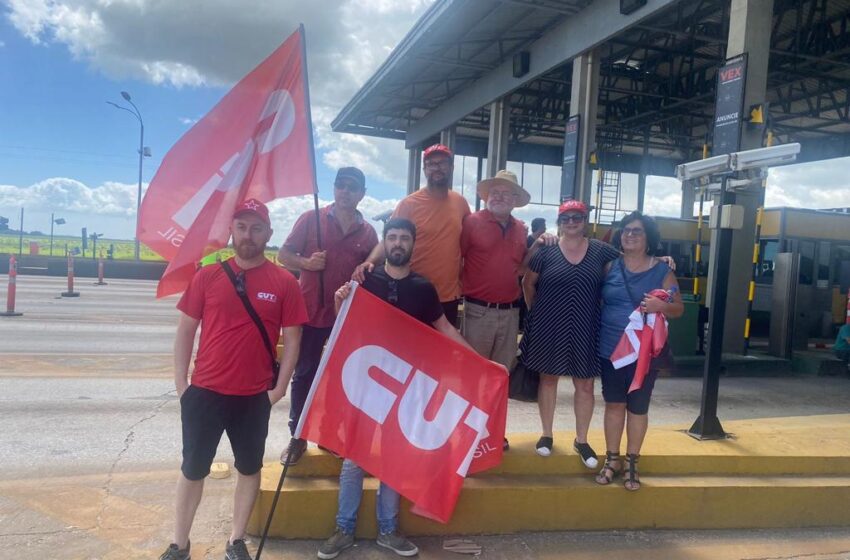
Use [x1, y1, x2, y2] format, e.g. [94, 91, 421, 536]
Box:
[107, 91, 145, 260]
[49, 215, 66, 256]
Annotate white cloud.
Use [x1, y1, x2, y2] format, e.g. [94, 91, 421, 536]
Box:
[6, 0, 431, 187]
[178, 116, 198, 125]
[0, 177, 139, 216]
[0, 176, 398, 245]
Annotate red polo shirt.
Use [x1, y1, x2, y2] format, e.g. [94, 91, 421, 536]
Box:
[177, 259, 308, 395]
[284, 204, 378, 328]
[461, 210, 528, 303]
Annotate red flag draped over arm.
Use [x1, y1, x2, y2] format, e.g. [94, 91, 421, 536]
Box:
[295, 284, 508, 524]
[138, 27, 316, 297]
[609, 288, 671, 394]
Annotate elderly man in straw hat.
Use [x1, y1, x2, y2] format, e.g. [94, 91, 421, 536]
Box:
[461, 170, 554, 448]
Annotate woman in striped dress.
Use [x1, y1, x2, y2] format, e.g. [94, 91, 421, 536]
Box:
[520, 200, 620, 466]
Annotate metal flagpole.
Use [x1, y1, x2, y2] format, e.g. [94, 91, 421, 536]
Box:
[255, 26, 316, 559]
[298, 23, 325, 308]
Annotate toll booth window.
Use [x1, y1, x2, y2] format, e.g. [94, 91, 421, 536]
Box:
[799, 241, 815, 285]
[756, 240, 778, 283]
[817, 242, 830, 287]
[833, 244, 850, 293]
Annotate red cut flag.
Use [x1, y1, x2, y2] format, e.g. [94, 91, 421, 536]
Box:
[139, 26, 316, 298]
[609, 288, 671, 393]
[296, 283, 508, 524]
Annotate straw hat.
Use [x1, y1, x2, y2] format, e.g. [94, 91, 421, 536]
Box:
[476, 170, 532, 208]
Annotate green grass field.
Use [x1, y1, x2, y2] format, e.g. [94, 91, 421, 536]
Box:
[0, 233, 279, 262]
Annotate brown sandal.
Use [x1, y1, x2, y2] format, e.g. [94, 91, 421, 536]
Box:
[624, 453, 641, 491]
[594, 451, 622, 485]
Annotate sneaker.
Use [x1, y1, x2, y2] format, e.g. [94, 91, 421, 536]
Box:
[573, 439, 599, 469]
[535, 436, 553, 457]
[376, 531, 418, 557]
[225, 538, 252, 560]
[159, 542, 190, 560]
[503, 437, 510, 451]
[317, 529, 354, 559]
[282, 437, 307, 466]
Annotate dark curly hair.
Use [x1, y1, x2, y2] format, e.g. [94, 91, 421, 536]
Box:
[612, 211, 662, 256]
[383, 217, 416, 242]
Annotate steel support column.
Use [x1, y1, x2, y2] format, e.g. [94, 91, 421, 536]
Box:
[570, 50, 600, 204]
[486, 98, 510, 179]
[440, 127, 456, 152]
[713, 0, 774, 353]
[407, 147, 422, 194]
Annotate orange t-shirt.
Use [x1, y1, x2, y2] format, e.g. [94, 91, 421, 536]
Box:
[392, 188, 471, 302]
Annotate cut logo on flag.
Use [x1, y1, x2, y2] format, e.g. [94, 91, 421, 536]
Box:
[295, 283, 508, 523]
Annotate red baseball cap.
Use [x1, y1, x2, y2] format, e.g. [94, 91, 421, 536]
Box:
[423, 143, 453, 161]
[233, 198, 271, 225]
[558, 199, 589, 217]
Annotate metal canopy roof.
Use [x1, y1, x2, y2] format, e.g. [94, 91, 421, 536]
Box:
[333, 0, 850, 164]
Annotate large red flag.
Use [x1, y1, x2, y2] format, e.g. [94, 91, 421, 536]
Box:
[139, 26, 316, 297]
[296, 283, 508, 523]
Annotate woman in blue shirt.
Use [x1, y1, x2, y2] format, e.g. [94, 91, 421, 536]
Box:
[595, 212, 683, 491]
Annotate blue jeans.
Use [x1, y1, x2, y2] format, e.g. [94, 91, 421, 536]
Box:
[336, 459, 399, 534]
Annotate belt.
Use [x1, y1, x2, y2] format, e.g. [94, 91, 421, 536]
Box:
[464, 296, 522, 310]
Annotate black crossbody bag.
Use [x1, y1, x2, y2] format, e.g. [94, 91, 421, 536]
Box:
[220, 261, 280, 389]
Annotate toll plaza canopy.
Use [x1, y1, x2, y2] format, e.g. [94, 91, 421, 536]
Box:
[332, 0, 850, 356]
[332, 0, 850, 176]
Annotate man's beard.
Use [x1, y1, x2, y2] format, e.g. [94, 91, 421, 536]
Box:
[235, 240, 265, 260]
[386, 247, 411, 266]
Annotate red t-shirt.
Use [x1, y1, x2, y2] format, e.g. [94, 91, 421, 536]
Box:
[177, 259, 308, 395]
[461, 210, 528, 303]
[284, 204, 378, 328]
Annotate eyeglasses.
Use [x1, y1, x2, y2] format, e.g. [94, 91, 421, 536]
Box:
[388, 279, 398, 304]
[622, 227, 646, 237]
[334, 182, 363, 193]
[235, 270, 246, 295]
[558, 214, 586, 224]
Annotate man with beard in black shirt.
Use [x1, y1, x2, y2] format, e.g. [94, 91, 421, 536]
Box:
[320, 217, 473, 559]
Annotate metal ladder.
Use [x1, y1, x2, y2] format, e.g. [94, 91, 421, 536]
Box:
[594, 129, 624, 226]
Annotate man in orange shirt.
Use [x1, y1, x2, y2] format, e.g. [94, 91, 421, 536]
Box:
[354, 144, 470, 325]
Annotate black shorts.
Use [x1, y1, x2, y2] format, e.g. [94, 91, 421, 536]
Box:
[600, 358, 658, 415]
[180, 385, 272, 480]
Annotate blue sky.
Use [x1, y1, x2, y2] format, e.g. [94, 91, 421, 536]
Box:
[2, 0, 849, 249]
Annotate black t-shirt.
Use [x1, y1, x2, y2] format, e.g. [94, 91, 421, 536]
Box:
[362, 267, 443, 326]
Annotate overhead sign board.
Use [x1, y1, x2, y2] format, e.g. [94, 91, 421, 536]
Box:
[560, 115, 581, 200]
[713, 54, 747, 156]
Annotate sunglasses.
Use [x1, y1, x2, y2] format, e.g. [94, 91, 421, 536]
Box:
[235, 270, 246, 296]
[334, 182, 363, 193]
[622, 227, 646, 237]
[388, 279, 399, 304]
[558, 214, 586, 224]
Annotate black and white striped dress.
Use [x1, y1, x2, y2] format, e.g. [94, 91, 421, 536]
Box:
[519, 239, 620, 378]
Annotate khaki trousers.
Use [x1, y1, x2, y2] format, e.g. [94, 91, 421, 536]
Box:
[461, 300, 520, 370]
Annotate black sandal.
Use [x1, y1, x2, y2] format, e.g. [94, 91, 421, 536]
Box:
[624, 453, 641, 491]
[594, 451, 622, 485]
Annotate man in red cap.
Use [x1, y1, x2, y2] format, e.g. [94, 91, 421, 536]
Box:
[278, 167, 378, 465]
[354, 144, 470, 325]
[159, 198, 308, 560]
